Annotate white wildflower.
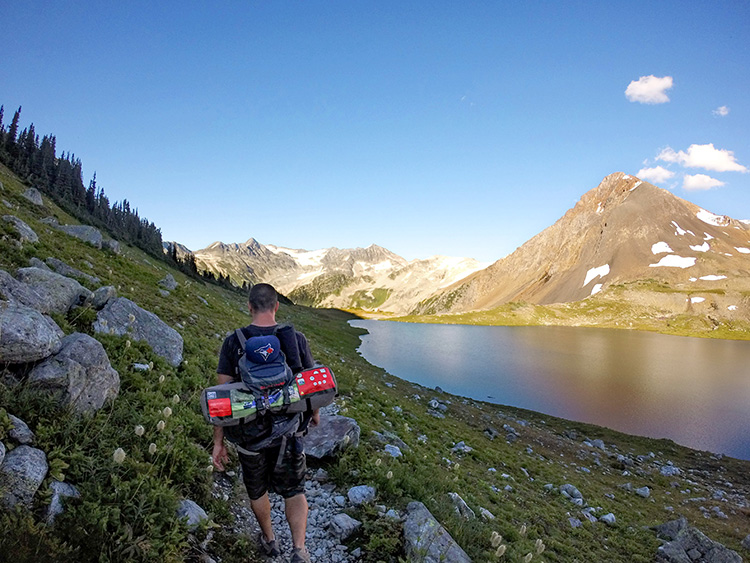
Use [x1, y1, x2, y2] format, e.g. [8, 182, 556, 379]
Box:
[157, 420, 166, 432]
[520, 524, 527, 536]
[491, 532, 502, 548]
[535, 539, 545, 554]
[148, 443, 157, 455]
[206, 465, 214, 473]
[125, 340, 131, 348]
[375, 458, 382, 467]
[128, 313, 135, 323]
[523, 553, 533, 563]
[172, 394, 180, 404]
[134, 425, 145, 436]
[162, 407, 172, 418]
[495, 545, 506, 557]
[113, 448, 126, 464]
[386, 471, 393, 479]
[158, 374, 165, 383]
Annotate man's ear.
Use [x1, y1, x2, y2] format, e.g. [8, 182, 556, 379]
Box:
[247, 303, 254, 314]
[274, 301, 280, 313]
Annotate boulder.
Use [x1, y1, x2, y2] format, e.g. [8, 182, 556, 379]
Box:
[655, 517, 742, 563]
[347, 485, 376, 506]
[45, 480, 81, 525]
[600, 513, 616, 526]
[0, 441, 5, 465]
[102, 238, 120, 254]
[384, 444, 403, 458]
[371, 430, 411, 453]
[45, 258, 100, 285]
[2, 215, 38, 243]
[560, 484, 583, 500]
[0, 445, 48, 509]
[93, 297, 183, 366]
[0, 269, 48, 311]
[28, 333, 120, 414]
[448, 492, 475, 519]
[58, 224, 102, 248]
[176, 499, 208, 531]
[8, 414, 34, 445]
[329, 513, 362, 540]
[305, 415, 360, 459]
[22, 187, 43, 206]
[403, 501, 471, 563]
[159, 274, 178, 291]
[636, 486, 651, 498]
[15, 267, 93, 314]
[0, 303, 63, 363]
[40, 216, 59, 226]
[91, 286, 117, 310]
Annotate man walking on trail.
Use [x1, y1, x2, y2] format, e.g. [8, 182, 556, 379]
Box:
[212, 283, 319, 563]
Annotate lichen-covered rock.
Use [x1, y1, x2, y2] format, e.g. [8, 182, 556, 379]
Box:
[403, 501, 471, 563]
[91, 285, 117, 310]
[0, 269, 47, 311]
[176, 499, 208, 531]
[347, 485, 376, 506]
[0, 303, 64, 363]
[45, 257, 100, 285]
[448, 492, 475, 519]
[102, 238, 120, 254]
[159, 274, 178, 291]
[15, 267, 93, 314]
[0, 445, 48, 509]
[58, 224, 103, 248]
[46, 480, 81, 525]
[93, 297, 183, 366]
[28, 333, 120, 414]
[329, 513, 362, 540]
[0, 442, 5, 465]
[305, 415, 360, 459]
[655, 516, 742, 563]
[8, 414, 34, 445]
[2, 215, 38, 243]
[22, 187, 43, 206]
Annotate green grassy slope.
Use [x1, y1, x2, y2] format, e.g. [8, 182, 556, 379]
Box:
[1, 163, 748, 562]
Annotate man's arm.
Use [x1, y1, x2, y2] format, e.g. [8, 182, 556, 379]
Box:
[211, 372, 233, 471]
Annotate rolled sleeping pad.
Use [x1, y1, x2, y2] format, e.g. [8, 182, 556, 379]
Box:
[201, 366, 337, 426]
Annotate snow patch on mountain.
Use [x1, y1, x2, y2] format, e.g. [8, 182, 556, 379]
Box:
[651, 242, 673, 255]
[697, 209, 730, 227]
[649, 255, 696, 268]
[689, 242, 710, 252]
[698, 275, 727, 281]
[590, 283, 603, 296]
[583, 264, 610, 286]
[735, 247, 750, 254]
[691, 296, 705, 304]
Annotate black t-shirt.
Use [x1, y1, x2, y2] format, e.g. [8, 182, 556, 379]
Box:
[217, 323, 314, 380]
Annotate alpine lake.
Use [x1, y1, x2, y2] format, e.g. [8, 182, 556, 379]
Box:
[349, 320, 750, 461]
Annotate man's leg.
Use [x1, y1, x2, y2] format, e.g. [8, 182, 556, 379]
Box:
[284, 493, 308, 549]
[250, 492, 275, 542]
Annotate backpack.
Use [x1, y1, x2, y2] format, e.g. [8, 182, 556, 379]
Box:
[201, 325, 338, 456]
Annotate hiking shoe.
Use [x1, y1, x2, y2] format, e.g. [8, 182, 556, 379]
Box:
[289, 547, 311, 563]
[258, 533, 280, 557]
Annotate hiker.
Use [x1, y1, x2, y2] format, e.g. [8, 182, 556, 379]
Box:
[212, 283, 319, 563]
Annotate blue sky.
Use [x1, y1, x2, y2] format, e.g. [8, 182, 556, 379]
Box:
[3, 1, 749, 262]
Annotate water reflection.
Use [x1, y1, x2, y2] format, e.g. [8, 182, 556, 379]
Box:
[351, 321, 750, 460]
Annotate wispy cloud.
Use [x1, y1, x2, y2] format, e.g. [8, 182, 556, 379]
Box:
[683, 174, 726, 191]
[625, 75, 673, 104]
[637, 166, 675, 184]
[657, 143, 747, 173]
[712, 105, 730, 117]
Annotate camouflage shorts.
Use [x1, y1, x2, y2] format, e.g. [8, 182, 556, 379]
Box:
[238, 438, 306, 500]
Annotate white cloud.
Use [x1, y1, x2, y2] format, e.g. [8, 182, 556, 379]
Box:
[683, 174, 726, 191]
[625, 75, 674, 104]
[712, 105, 730, 117]
[637, 166, 675, 183]
[657, 143, 748, 172]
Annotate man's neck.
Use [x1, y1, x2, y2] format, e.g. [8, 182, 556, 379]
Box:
[250, 311, 277, 327]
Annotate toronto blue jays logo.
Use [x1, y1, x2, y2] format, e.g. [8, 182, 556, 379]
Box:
[253, 343, 275, 361]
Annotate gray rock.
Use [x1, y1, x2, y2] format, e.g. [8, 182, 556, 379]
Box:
[447, 492, 475, 519]
[403, 501, 471, 563]
[479, 507, 495, 520]
[22, 187, 43, 206]
[384, 444, 402, 458]
[93, 297, 183, 366]
[15, 267, 93, 314]
[159, 289, 170, 297]
[102, 238, 120, 254]
[385, 509, 400, 520]
[451, 441, 472, 454]
[305, 415, 360, 459]
[569, 517, 582, 528]
[3, 215, 38, 243]
[45, 258, 100, 285]
[0, 303, 63, 363]
[29, 257, 51, 270]
[636, 486, 651, 498]
[0, 445, 48, 509]
[560, 484, 583, 499]
[29, 332, 120, 414]
[329, 513, 362, 540]
[58, 224, 103, 248]
[46, 481, 81, 525]
[176, 499, 208, 531]
[599, 513, 616, 526]
[91, 286, 117, 310]
[371, 430, 411, 453]
[8, 414, 34, 445]
[655, 517, 741, 563]
[348, 485, 376, 506]
[590, 439, 606, 450]
[132, 363, 151, 371]
[0, 441, 5, 465]
[661, 464, 681, 477]
[40, 216, 59, 226]
[741, 534, 750, 551]
[159, 274, 178, 291]
[0, 269, 47, 311]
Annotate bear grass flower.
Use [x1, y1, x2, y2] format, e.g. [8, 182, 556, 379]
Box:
[520, 524, 527, 536]
[535, 539, 545, 554]
[156, 420, 166, 432]
[172, 394, 180, 404]
[386, 471, 393, 479]
[113, 448, 126, 464]
[162, 407, 172, 418]
[523, 553, 533, 563]
[491, 532, 503, 548]
[148, 443, 157, 455]
[134, 425, 145, 437]
[375, 458, 382, 467]
[158, 374, 165, 383]
[495, 545, 506, 557]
